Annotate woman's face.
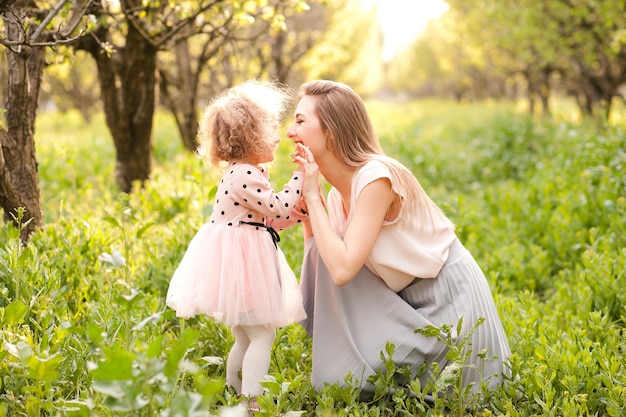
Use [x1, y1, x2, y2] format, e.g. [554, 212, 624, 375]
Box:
[287, 95, 326, 158]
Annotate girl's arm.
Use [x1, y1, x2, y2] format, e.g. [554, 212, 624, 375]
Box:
[266, 201, 309, 231]
[231, 167, 304, 219]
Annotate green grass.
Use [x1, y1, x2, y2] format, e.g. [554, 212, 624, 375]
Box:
[1, 102, 625, 416]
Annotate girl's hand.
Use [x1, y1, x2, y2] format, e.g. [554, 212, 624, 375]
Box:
[294, 198, 309, 216]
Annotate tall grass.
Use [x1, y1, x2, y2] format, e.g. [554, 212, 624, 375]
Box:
[0, 101, 624, 416]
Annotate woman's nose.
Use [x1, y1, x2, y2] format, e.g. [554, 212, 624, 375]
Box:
[286, 124, 296, 139]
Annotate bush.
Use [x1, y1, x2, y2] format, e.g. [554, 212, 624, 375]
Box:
[0, 104, 624, 416]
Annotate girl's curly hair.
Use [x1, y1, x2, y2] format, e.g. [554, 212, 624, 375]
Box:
[197, 79, 293, 167]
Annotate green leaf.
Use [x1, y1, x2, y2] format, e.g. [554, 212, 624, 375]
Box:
[164, 326, 200, 377]
[168, 391, 209, 416]
[102, 215, 121, 228]
[28, 352, 62, 381]
[146, 335, 164, 358]
[86, 322, 106, 345]
[93, 380, 150, 412]
[92, 347, 135, 380]
[3, 301, 28, 325]
[91, 379, 128, 398]
[15, 341, 34, 363]
[415, 325, 441, 338]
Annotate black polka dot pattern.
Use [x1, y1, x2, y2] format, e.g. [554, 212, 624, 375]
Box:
[208, 163, 306, 232]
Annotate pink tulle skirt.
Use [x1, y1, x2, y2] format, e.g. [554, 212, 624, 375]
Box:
[166, 223, 306, 327]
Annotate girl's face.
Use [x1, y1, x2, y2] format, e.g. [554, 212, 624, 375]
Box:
[287, 95, 326, 158]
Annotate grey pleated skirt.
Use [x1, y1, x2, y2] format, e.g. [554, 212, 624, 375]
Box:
[299, 238, 511, 395]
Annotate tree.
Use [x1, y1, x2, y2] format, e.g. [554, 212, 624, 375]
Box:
[158, 0, 314, 152]
[298, 0, 381, 93]
[74, 0, 313, 191]
[387, 15, 495, 100]
[0, 0, 92, 239]
[545, 0, 626, 118]
[423, 0, 626, 118]
[73, 0, 174, 193]
[437, 0, 556, 109]
[247, 0, 326, 85]
[41, 50, 101, 123]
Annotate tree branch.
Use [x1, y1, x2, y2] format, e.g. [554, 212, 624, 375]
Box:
[30, 0, 70, 41]
[122, 0, 231, 50]
[153, 0, 225, 48]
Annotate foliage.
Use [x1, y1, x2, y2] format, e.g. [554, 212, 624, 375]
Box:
[390, 0, 626, 118]
[298, 0, 382, 94]
[1, 102, 625, 415]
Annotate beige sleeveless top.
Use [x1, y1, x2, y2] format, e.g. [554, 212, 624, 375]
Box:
[327, 160, 457, 291]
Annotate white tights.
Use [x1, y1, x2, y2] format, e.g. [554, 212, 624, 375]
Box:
[226, 324, 276, 396]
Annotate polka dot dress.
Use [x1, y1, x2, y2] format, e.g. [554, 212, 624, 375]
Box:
[166, 161, 307, 327]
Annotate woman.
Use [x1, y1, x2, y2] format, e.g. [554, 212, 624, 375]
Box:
[288, 80, 511, 396]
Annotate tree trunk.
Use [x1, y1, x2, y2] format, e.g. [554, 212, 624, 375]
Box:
[0, 17, 44, 240]
[80, 24, 157, 192]
[539, 87, 551, 118]
[159, 40, 199, 152]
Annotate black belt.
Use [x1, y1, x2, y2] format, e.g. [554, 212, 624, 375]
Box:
[239, 221, 280, 248]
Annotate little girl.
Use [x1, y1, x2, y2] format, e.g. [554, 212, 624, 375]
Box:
[166, 80, 307, 406]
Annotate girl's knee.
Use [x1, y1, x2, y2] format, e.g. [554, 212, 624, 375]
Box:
[245, 325, 276, 344]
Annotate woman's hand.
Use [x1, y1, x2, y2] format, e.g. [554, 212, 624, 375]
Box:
[292, 148, 305, 172]
[292, 143, 321, 201]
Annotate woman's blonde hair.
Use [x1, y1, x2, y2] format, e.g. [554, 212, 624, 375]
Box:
[197, 79, 293, 166]
[297, 80, 454, 231]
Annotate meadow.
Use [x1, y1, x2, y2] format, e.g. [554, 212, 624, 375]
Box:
[0, 99, 624, 416]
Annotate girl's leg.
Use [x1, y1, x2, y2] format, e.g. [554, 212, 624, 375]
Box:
[240, 325, 276, 396]
[226, 326, 249, 394]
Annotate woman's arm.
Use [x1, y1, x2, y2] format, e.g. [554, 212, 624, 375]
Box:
[294, 143, 393, 285]
[302, 218, 314, 241]
[304, 178, 393, 286]
[296, 197, 315, 241]
[297, 182, 325, 241]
